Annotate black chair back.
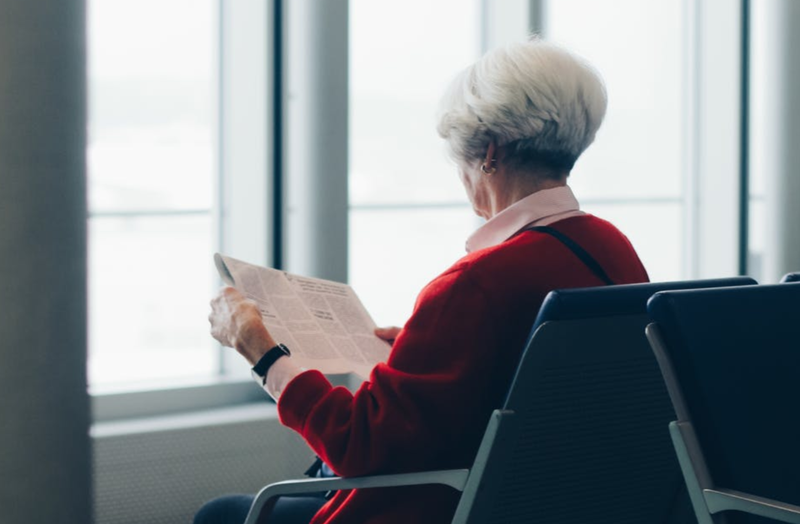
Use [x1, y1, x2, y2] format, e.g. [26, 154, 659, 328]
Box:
[648, 283, 800, 524]
[460, 278, 755, 524]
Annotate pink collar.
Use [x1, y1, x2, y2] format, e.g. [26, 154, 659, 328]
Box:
[465, 186, 583, 253]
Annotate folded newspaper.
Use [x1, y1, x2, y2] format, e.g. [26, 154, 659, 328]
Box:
[215, 254, 391, 379]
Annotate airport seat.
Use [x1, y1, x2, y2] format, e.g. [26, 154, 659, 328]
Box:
[245, 277, 755, 524]
[781, 272, 800, 283]
[647, 283, 800, 524]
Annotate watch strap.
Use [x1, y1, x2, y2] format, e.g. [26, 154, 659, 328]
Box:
[252, 343, 291, 384]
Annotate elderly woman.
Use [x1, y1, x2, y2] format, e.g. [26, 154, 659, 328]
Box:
[200, 39, 648, 524]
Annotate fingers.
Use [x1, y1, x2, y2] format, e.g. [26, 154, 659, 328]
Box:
[212, 286, 244, 305]
[208, 286, 271, 360]
[208, 306, 233, 347]
[208, 287, 253, 322]
[208, 286, 245, 348]
[374, 326, 402, 342]
[221, 285, 243, 299]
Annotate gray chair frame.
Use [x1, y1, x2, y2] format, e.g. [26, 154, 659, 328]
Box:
[647, 322, 800, 524]
[245, 407, 513, 524]
[245, 419, 490, 524]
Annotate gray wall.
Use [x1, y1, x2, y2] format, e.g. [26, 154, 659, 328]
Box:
[93, 406, 312, 524]
[0, 1, 91, 523]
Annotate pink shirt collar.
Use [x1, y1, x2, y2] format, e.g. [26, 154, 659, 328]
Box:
[465, 185, 583, 253]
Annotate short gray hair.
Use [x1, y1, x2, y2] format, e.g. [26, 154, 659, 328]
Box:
[437, 38, 607, 174]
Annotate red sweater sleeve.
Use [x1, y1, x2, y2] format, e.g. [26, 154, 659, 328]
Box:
[277, 266, 500, 477]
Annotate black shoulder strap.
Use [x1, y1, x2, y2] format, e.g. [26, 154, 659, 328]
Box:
[523, 225, 616, 286]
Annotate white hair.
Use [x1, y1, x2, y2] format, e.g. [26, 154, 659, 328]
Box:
[437, 38, 607, 174]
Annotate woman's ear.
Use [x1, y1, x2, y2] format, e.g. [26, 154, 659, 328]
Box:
[481, 141, 498, 175]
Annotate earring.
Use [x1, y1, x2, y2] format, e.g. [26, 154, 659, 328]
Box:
[480, 159, 497, 175]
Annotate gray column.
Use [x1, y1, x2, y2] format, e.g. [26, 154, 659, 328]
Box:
[770, 0, 800, 279]
[481, 0, 534, 51]
[694, 0, 743, 279]
[752, 0, 800, 281]
[286, 0, 349, 282]
[0, 1, 91, 523]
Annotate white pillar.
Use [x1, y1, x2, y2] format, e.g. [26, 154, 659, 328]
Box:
[481, 0, 534, 50]
[753, 0, 800, 282]
[693, 0, 743, 279]
[286, 0, 349, 282]
[0, 1, 91, 523]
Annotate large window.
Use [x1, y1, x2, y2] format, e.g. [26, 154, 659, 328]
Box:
[543, 0, 686, 282]
[87, 0, 218, 388]
[89, 0, 767, 400]
[348, 0, 483, 326]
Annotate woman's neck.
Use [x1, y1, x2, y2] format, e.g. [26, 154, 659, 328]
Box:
[486, 174, 568, 219]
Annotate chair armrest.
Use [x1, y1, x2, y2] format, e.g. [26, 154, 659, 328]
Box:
[704, 488, 800, 524]
[244, 468, 470, 524]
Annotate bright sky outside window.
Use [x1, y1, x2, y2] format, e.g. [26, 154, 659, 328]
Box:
[87, 0, 218, 388]
[348, 0, 482, 327]
[543, 0, 685, 282]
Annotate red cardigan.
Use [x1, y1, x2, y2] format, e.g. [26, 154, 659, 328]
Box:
[277, 215, 649, 523]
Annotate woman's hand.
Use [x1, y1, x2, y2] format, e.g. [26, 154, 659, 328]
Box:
[374, 326, 402, 345]
[209, 287, 276, 365]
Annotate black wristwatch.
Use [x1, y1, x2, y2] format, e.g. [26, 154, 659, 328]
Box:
[251, 343, 291, 386]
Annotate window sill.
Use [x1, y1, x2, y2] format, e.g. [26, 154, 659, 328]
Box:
[92, 378, 269, 424]
[91, 401, 278, 438]
[91, 373, 355, 424]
